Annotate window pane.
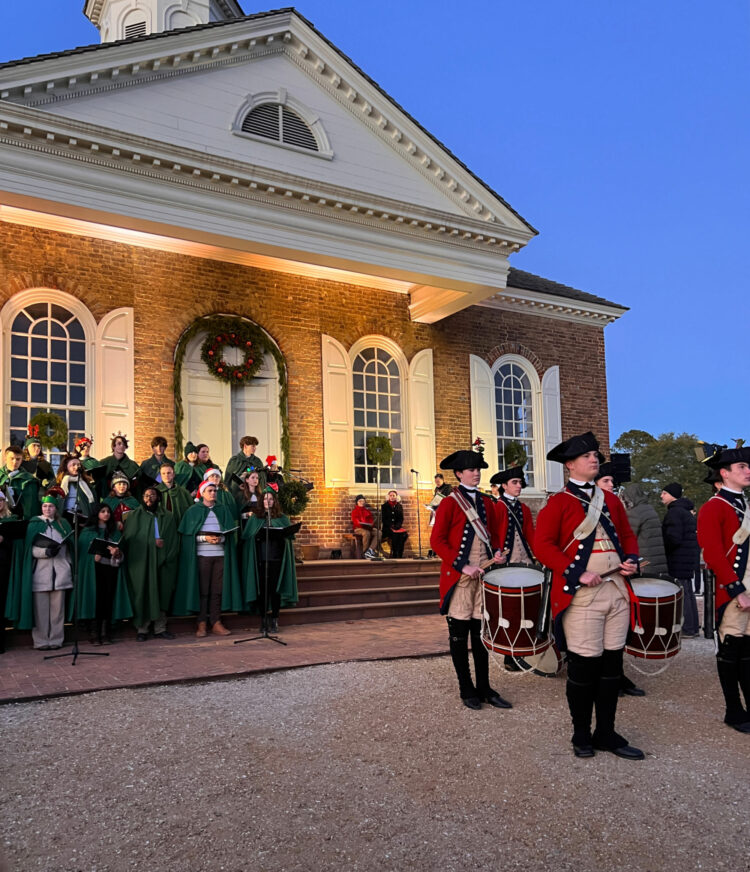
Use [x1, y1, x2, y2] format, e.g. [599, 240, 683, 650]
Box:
[49, 321, 66, 338]
[353, 410, 364, 427]
[67, 319, 84, 340]
[50, 362, 66, 382]
[69, 341, 86, 362]
[31, 337, 47, 358]
[32, 320, 50, 336]
[69, 411, 85, 431]
[10, 406, 26, 427]
[50, 305, 71, 323]
[353, 373, 363, 391]
[359, 348, 375, 362]
[31, 360, 47, 381]
[10, 381, 27, 402]
[378, 413, 389, 428]
[26, 303, 47, 320]
[11, 335, 28, 355]
[354, 449, 365, 465]
[354, 468, 365, 483]
[366, 411, 377, 427]
[12, 313, 31, 332]
[70, 386, 85, 407]
[365, 375, 376, 392]
[50, 339, 66, 360]
[70, 364, 86, 385]
[353, 430, 365, 447]
[11, 358, 27, 378]
[31, 383, 47, 403]
[50, 384, 67, 405]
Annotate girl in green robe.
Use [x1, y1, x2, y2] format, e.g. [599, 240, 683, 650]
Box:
[173, 481, 243, 633]
[174, 441, 203, 494]
[75, 503, 132, 643]
[51, 453, 97, 523]
[104, 472, 140, 531]
[0, 490, 25, 652]
[241, 488, 299, 632]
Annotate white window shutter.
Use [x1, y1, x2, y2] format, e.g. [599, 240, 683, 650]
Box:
[542, 365, 564, 492]
[321, 334, 354, 486]
[408, 349, 436, 489]
[469, 354, 498, 463]
[95, 307, 135, 446]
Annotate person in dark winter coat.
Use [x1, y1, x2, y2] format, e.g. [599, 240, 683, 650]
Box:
[620, 483, 669, 576]
[660, 483, 700, 636]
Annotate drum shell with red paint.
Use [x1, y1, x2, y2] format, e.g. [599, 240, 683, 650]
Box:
[626, 577, 684, 660]
[481, 564, 551, 657]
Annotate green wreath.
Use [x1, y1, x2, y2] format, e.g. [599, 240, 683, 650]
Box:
[279, 480, 311, 517]
[29, 412, 68, 451]
[367, 435, 394, 466]
[201, 328, 263, 384]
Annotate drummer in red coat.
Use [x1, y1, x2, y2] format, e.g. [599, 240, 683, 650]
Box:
[697, 444, 750, 734]
[535, 431, 643, 760]
[430, 448, 511, 711]
[490, 466, 536, 673]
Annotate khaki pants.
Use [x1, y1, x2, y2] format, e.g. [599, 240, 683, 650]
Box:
[562, 550, 630, 657]
[354, 527, 379, 553]
[448, 536, 485, 620]
[718, 600, 750, 642]
[32, 590, 66, 649]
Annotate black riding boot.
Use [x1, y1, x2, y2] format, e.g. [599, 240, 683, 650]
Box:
[470, 619, 511, 709]
[566, 651, 600, 753]
[593, 648, 645, 759]
[447, 617, 479, 708]
[717, 635, 750, 731]
[739, 636, 750, 713]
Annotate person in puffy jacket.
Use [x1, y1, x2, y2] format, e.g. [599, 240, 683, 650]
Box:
[660, 483, 700, 636]
[620, 483, 669, 576]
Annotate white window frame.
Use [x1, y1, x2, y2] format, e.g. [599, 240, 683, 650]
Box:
[230, 88, 334, 160]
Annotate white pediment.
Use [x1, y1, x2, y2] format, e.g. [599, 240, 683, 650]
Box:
[0, 10, 534, 236]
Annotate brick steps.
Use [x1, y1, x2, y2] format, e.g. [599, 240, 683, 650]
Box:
[296, 584, 437, 608]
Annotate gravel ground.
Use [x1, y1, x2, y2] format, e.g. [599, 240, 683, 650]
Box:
[2, 637, 749, 872]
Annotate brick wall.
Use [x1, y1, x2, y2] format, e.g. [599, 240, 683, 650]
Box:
[0, 223, 612, 549]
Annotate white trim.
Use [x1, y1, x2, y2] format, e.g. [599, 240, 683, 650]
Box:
[479, 286, 625, 325]
[0, 288, 97, 448]
[230, 88, 334, 160]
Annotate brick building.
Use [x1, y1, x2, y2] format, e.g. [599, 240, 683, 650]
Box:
[0, 2, 626, 550]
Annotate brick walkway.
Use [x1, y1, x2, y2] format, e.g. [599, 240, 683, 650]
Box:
[0, 614, 448, 704]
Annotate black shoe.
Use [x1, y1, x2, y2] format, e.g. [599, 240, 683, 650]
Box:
[136, 633, 148, 642]
[725, 719, 750, 734]
[481, 692, 513, 709]
[593, 741, 645, 760]
[270, 619, 279, 633]
[620, 686, 646, 697]
[462, 696, 482, 710]
[154, 631, 176, 640]
[573, 743, 595, 758]
[504, 656, 523, 673]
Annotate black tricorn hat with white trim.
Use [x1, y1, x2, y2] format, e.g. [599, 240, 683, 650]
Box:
[546, 431, 600, 464]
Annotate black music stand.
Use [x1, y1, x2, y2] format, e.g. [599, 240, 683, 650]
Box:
[46, 478, 109, 665]
[234, 508, 295, 647]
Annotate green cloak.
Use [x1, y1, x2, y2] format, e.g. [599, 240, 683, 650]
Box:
[174, 461, 202, 494]
[172, 502, 243, 615]
[240, 514, 299, 610]
[216, 488, 239, 521]
[156, 482, 194, 526]
[81, 455, 101, 472]
[98, 454, 141, 498]
[119, 507, 179, 627]
[74, 526, 132, 621]
[103, 495, 140, 522]
[0, 466, 41, 520]
[139, 454, 175, 485]
[8, 516, 72, 630]
[1, 516, 25, 621]
[225, 452, 264, 494]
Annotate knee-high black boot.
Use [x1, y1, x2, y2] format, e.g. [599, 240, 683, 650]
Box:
[717, 635, 750, 731]
[470, 619, 512, 709]
[447, 617, 479, 707]
[592, 648, 645, 758]
[739, 636, 750, 715]
[566, 651, 600, 751]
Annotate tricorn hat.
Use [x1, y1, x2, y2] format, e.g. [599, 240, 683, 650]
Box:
[703, 445, 750, 469]
[439, 450, 488, 471]
[595, 461, 614, 481]
[546, 431, 600, 464]
[489, 466, 527, 488]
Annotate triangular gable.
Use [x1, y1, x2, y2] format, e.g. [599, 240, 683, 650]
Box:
[0, 9, 536, 238]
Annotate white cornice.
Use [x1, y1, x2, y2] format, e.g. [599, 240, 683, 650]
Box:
[0, 10, 536, 238]
[0, 101, 529, 253]
[478, 286, 626, 325]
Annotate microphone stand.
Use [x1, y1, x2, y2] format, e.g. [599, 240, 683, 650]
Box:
[410, 469, 427, 559]
[234, 502, 286, 646]
[46, 475, 109, 665]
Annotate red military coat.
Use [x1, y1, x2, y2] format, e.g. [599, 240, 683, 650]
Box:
[535, 487, 639, 620]
[495, 497, 535, 559]
[697, 494, 748, 617]
[430, 489, 501, 613]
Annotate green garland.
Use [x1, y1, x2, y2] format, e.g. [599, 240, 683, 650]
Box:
[278, 480, 310, 517]
[173, 315, 290, 469]
[29, 412, 68, 451]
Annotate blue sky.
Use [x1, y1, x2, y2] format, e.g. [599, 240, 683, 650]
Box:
[2, 0, 749, 447]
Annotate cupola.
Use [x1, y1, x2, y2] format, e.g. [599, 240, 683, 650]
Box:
[84, 0, 244, 43]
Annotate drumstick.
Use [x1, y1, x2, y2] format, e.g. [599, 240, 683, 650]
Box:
[458, 550, 509, 582]
[600, 558, 649, 581]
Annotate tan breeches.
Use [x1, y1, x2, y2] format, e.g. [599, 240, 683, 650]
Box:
[718, 600, 750, 641]
[562, 550, 630, 657]
[448, 536, 485, 620]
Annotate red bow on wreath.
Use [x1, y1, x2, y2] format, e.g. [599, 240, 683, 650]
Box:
[27, 424, 40, 437]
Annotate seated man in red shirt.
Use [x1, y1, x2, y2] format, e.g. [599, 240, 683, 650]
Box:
[351, 495, 380, 559]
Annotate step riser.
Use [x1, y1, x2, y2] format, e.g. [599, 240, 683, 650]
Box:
[297, 587, 438, 608]
[297, 559, 440, 579]
[299, 575, 439, 592]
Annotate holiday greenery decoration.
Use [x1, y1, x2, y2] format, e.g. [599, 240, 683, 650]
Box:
[29, 412, 68, 451]
[366, 435, 394, 466]
[173, 315, 290, 468]
[278, 479, 311, 517]
[201, 327, 264, 384]
[503, 441, 528, 469]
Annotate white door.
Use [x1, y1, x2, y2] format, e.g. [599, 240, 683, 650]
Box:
[181, 331, 281, 470]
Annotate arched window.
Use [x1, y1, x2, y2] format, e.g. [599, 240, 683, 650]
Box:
[493, 357, 538, 488]
[8, 300, 89, 467]
[352, 346, 404, 486]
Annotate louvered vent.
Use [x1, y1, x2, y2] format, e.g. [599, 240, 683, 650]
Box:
[241, 104, 319, 152]
[124, 21, 147, 39]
